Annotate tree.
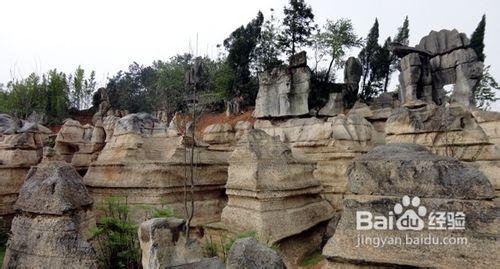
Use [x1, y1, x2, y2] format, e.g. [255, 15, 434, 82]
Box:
[252, 9, 283, 72]
[381, 16, 410, 92]
[359, 19, 381, 101]
[223, 11, 264, 103]
[470, 14, 486, 62]
[279, 0, 316, 56]
[69, 66, 96, 110]
[473, 65, 499, 110]
[316, 18, 362, 82]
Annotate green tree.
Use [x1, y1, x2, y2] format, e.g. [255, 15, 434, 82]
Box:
[381, 16, 410, 92]
[253, 9, 283, 72]
[279, 0, 316, 56]
[470, 14, 486, 62]
[359, 19, 381, 101]
[316, 18, 362, 82]
[473, 65, 499, 110]
[223, 11, 264, 102]
[68, 66, 96, 110]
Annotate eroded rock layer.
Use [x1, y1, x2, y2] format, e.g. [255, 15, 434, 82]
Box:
[2, 161, 97, 269]
[322, 143, 497, 268]
[221, 129, 333, 243]
[83, 113, 229, 225]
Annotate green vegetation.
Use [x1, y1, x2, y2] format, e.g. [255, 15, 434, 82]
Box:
[0, 217, 8, 267]
[88, 197, 140, 269]
[300, 249, 325, 267]
[471, 15, 486, 62]
[474, 65, 500, 110]
[279, 0, 316, 56]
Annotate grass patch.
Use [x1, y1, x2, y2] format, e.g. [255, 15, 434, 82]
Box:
[0, 246, 5, 267]
[300, 249, 325, 267]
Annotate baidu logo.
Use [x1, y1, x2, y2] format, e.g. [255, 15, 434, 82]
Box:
[356, 195, 465, 231]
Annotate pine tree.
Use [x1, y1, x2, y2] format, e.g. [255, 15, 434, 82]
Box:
[359, 19, 380, 100]
[470, 14, 486, 61]
[382, 16, 410, 92]
[279, 0, 316, 56]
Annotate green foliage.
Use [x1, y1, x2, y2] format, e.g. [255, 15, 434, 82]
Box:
[69, 66, 96, 110]
[300, 250, 325, 266]
[279, 0, 316, 56]
[223, 12, 263, 103]
[203, 236, 218, 258]
[88, 196, 140, 269]
[0, 67, 96, 125]
[315, 18, 362, 82]
[253, 9, 284, 72]
[470, 14, 486, 62]
[473, 65, 499, 110]
[359, 18, 381, 101]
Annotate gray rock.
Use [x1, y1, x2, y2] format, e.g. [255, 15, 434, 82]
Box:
[319, 92, 343, 116]
[254, 66, 311, 118]
[3, 161, 97, 269]
[347, 143, 495, 199]
[138, 217, 204, 269]
[114, 113, 165, 136]
[15, 161, 93, 215]
[417, 29, 469, 55]
[227, 237, 285, 269]
[343, 57, 362, 84]
[169, 257, 225, 269]
[289, 51, 307, 67]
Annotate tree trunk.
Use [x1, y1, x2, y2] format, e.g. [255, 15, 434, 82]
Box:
[324, 58, 334, 83]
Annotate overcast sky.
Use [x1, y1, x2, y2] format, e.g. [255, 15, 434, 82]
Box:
[1, 0, 499, 110]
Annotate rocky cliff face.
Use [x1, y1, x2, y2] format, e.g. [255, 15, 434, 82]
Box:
[2, 161, 97, 269]
[83, 113, 229, 225]
[0, 114, 52, 220]
[255, 114, 375, 209]
[221, 129, 333, 244]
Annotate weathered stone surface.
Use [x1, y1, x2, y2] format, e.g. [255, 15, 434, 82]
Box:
[319, 92, 343, 116]
[138, 217, 204, 269]
[0, 116, 52, 219]
[289, 51, 307, 68]
[254, 66, 311, 118]
[347, 143, 494, 199]
[255, 114, 375, 209]
[170, 257, 225, 269]
[396, 29, 483, 107]
[348, 101, 373, 118]
[15, 161, 93, 215]
[202, 123, 235, 150]
[323, 143, 498, 268]
[3, 161, 97, 269]
[227, 237, 285, 269]
[343, 57, 362, 85]
[54, 119, 105, 172]
[221, 129, 333, 243]
[84, 113, 229, 225]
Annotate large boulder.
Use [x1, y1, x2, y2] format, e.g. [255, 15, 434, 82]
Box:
[2, 161, 97, 269]
[226, 237, 285, 269]
[322, 143, 498, 268]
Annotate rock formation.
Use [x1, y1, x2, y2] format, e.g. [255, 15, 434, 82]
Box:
[254, 52, 311, 118]
[226, 237, 285, 269]
[386, 103, 500, 195]
[138, 217, 220, 269]
[54, 119, 105, 174]
[393, 29, 483, 107]
[83, 113, 229, 225]
[0, 114, 52, 221]
[221, 129, 333, 243]
[322, 143, 497, 268]
[2, 161, 97, 268]
[255, 114, 374, 209]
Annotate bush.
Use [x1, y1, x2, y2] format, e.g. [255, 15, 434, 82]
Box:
[88, 197, 140, 269]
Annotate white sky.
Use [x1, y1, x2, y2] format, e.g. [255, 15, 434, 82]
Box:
[0, 0, 499, 110]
